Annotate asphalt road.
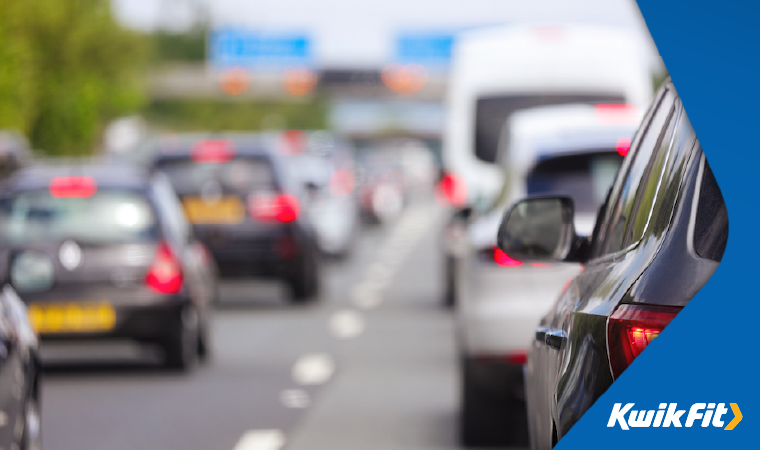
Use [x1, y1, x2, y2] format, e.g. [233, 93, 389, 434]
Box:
[39, 201, 463, 450]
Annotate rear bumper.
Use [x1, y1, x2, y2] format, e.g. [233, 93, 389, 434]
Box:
[456, 259, 579, 356]
[36, 299, 188, 343]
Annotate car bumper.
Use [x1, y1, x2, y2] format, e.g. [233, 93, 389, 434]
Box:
[456, 260, 580, 356]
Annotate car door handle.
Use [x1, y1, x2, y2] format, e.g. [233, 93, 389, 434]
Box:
[544, 329, 567, 350]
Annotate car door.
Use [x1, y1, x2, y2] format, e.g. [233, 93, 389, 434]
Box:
[527, 85, 680, 449]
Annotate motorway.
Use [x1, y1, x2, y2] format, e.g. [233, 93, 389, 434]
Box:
[38, 201, 469, 450]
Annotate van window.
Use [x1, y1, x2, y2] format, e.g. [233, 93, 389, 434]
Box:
[474, 93, 626, 163]
[694, 159, 728, 262]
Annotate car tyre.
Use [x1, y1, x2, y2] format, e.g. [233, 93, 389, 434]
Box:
[164, 305, 200, 372]
[443, 256, 457, 308]
[460, 358, 528, 447]
[288, 255, 320, 303]
[21, 393, 42, 450]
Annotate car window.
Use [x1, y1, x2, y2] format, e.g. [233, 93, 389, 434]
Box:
[155, 156, 276, 196]
[595, 88, 676, 256]
[694, 158, 728, 261]
[151, 175, 191, 244]
[0, 190, 158, 244]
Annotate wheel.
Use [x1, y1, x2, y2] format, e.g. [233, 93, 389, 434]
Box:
[197, 319, 211, 364]
[443, 255, 457, 308]
[20, 393, 42, 450]
[459, 358, 529, 447]
[287, 254, 320, 303]
[164, 305, 200, 371]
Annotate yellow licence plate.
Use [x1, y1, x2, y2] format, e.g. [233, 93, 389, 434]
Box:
[28, 302, 116, 334]
[183, 197, 245, 224]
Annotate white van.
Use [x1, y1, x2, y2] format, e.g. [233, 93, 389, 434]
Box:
[441, 23, 652, 209]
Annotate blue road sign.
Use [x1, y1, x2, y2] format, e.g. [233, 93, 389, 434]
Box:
[395, 33, 454, 68]
[209, 29, 311, 70]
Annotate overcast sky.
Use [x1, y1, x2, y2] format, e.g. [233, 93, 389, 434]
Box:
[112, 0, 662, 69]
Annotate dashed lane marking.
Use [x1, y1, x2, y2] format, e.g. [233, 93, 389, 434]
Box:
[232, 430, 285, 450]
[292, 353, 336, 385]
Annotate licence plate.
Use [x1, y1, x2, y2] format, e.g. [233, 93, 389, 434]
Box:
[183, 197, 245, 224]
[28, 302, 116, 334]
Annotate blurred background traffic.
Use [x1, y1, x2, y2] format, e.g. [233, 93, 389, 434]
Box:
[0, 1, 670, 449]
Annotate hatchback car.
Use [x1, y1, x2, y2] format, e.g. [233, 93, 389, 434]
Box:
[150, 134, 321, 302]
[451, 105, 637, 447]
[0, 164, 216, 371]
[496, 79, 728, 449]
[0, 284, 42, 449]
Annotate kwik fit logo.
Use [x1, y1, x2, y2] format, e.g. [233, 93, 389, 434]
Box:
[608, 403, 742, 430]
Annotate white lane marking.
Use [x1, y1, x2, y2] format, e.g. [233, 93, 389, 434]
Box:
[329, 309, 365, 339]
[232, 430, 285, 450]
[292, 353, 336, 385]
[280, 389, 311, 409]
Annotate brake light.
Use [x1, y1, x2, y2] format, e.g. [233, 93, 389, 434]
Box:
[595, 104, 638, 125]
[191, 139, 235, 163]
[280, 130, 307, 155]
[494, 247, 523, 267]
[607, 304, 681, 379]
[146, 242, 183, 294]
[435, 172, 467, 206]
[329, 169, 355, 196]
[616, 138, 631, 157]
[49, 177, 97, 198]
[247, 193, 299, 222]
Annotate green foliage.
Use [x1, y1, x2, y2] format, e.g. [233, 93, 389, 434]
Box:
[0, 0, 149, 156]
[151, 26, 207, 63]
[143, 98, 329, 132]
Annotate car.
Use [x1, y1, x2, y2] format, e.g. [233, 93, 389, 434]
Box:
[0, 163, 217, 371]
[149, 133, 321, 302]
[496, 79, 728, 449]
[0, 284, 41, 450]
[451, 105, 637, 447]
[355, 148, 407, 224]
[285, 130, 360, 258]
[0, 131, 32, 180]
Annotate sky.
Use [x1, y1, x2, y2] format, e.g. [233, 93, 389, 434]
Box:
[111, 0, 663, 70]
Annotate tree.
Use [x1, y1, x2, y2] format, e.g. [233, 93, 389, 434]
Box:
[0, 0, 148, 156]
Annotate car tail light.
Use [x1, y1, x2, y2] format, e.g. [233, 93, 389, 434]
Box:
[49, 177, 97, 198]
[329, 169, 355, 196]
[594, 104, 639, 125]
[607, 304, 681, 379]
[191, 139, 235, 163]
[146, 242, 183, 294]
[616, 138, 631, 157]
[493, 247, 523, 267]
[247, 193, 299, 222]
[435, 172, 467, 206]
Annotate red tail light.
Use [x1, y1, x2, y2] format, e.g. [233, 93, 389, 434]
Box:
[493, 247, 523, 267]
[146, 242, 183, 294]
[49, 177, 97, 198]
[607, 304, 681, 379]
[616, 138, 631, 157]
[435, 172, 467, 206]
[247, 193, 299, 222]
[191, 139, 235, 163]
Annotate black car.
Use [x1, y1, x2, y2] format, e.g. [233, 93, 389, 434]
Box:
[0, 164, 217, 371]
[496, 79, 728, 449]
[0, 284, 41, 449]
[149, 134, 320, 302]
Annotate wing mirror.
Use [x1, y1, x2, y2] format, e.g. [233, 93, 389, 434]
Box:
[496, 196, 590, 263]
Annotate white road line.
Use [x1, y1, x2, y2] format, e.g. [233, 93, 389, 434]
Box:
[232, 430, 285, 450]
[292, 353, 336, 386]
[280, 389, 311, 409]
[329, 309, 366, 339]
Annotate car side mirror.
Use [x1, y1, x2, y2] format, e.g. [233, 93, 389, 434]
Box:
[497, 196, 589, 263]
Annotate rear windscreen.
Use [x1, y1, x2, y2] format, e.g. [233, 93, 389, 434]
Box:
[0, 190, 158, 244]
[155, 157, 276, 195]
[474, 93, 626, 163]
[527, 151, 623, 215]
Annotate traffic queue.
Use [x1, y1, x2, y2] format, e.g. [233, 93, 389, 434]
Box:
[0, 23, 728, 450]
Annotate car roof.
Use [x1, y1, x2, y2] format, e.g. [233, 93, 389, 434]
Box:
[148, 132, 280, 161]
[0, 161, 151, 195]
